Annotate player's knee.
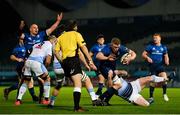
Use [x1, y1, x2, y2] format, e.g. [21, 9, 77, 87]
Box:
[108, 70, 113, 76]
[40, 74, 49, 81]
[55, 80, 63, 90]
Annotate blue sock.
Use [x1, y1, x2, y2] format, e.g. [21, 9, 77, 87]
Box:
[51, 95, 57, 101]
[96, 83, 104, 95]
[8, 82, 19, 92]
[28, 87, 35, 97]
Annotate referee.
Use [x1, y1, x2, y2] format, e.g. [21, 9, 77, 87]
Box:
[55, 20, 96, 112]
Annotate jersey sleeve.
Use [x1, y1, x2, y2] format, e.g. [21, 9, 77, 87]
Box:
[76, 32, 86, 47]
[101, 45, 110, 56]
[39, 31, 47, 41]
[11, 47, 17, 56]
[145, 45, 151, 53]
[119, 45, 130, 54]
[90, 45, 95, 53]
[163, 45, 168, 54]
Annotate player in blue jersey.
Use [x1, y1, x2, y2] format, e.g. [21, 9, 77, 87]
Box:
[96, 37, 136, 105]
[97, 73, 169, 107]
[3, 38, 38, 102]
[19, 13, 63, 51]
[142, 33, 169, 103]
[16, 13, 62, 104]
[96, 37, 136, 88]
[15, 35, 56, 106]
[89, 34, 106, 96]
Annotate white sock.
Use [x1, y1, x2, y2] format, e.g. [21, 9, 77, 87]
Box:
[87, 87, 97, 101]
[44, 81, 50, 98]
[151, 75, 165, 83]
[17, 83, 27, 100]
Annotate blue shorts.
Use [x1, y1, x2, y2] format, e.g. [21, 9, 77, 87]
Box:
[99, 66, 115, 79]
[149, 63, 165, 75]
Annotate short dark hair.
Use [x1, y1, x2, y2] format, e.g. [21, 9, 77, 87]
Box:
[96, 34, 104, 40]
[65, 20, 77, 31]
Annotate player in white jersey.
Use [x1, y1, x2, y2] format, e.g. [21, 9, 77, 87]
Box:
[98, 73, 169, 107]
[15, 35, 56, 105]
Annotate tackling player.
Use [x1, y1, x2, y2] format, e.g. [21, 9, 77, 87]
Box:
[15, 35, 56, 105]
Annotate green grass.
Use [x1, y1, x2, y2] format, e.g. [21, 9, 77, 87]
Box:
[0, 86, 180, 114]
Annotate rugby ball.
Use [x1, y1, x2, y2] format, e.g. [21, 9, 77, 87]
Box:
[120, 53, 131, 64]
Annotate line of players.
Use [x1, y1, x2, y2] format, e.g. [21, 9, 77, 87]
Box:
[3, 13, 170, 111]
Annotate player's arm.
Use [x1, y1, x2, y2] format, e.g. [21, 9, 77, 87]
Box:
[10, 55, 24, 62]
[164, 53, 169, 66]
[18, 20, 25, 37]
[54, 37, 62, 62]
[96, 52, 115, 61]
[17, 20, 26, 40]
[142, 50, 153, 63]
[79, 50, 91, 71]
[80, 45, 97, 71]
[46, 13, 63, 36]
[128, 50, 136, 61]
[45, 55, 52, 67]
[96, 52, 108, 60]
[89, 51, 93, 57]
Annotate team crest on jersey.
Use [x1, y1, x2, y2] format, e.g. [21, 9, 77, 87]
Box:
[21, 49, 25, 52]
[37, 35, 40, 38]
[28, 37, 32, 40]
[160, 47, 164, 51]
[152, 47, 155, 50]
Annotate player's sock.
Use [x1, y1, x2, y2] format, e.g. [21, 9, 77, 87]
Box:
[8, 82, 19, 92]
[28, 87, 35, 97]
[151, 75, 165, 82]
[50, 95, 57, 105]
[87, 87, 97, 101]
[44, 81, 50, 99]
[162, 84, 167, 94]
[73, 87, 81, 110]
[149, 86, 154, 98]
[17, 83, 27, 100]
[96, 83, 104, 95]
[38, 81, 44, 103]
[99, 87, 117, 102]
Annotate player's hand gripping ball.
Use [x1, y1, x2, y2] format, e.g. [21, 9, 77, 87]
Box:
[120, 53, 131, 65]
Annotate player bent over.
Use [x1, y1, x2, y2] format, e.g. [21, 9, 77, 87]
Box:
[98, 73, 169, 107]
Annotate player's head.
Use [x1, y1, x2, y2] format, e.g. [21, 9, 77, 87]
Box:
[96, 34, 105, 45]
[153, 33, 161, 45]
[48, 35, 57, 44]
[111, 37, 121, 53]
[30, 24, 39, 36]
[65, 20, 78, 31]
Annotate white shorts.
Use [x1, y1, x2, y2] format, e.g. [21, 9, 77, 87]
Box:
[24, 60, 48, 76]
[129, 79, 142, 102]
